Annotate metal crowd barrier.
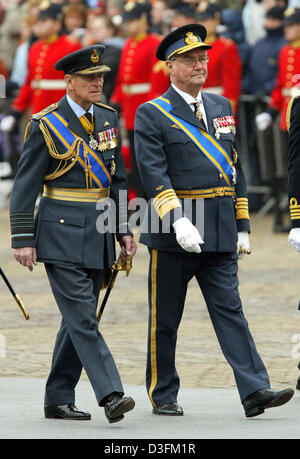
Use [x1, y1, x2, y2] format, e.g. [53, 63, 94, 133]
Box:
[236, 94, 289, 231]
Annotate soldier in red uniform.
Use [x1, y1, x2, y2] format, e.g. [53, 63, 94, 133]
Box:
[1, 3, 81, 133]
[110, 0, 170, 198]
[195, 2, 241, 115]
[256, 7, 300, 133]
[255, 8, 300, 232]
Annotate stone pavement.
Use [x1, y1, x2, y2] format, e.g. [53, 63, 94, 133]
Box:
[1, 208, 300, 440]
[0, 377, 299, 440]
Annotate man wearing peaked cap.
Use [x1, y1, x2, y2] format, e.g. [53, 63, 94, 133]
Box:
[110, 0, 170, 199]
[156, 23, 212, 61]
[134, 23, 294, 418]
[9, 44, 136, 424]
[54, 45, 111, 75]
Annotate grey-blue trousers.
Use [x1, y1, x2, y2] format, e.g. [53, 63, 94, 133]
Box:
[44, 263, 123, 407]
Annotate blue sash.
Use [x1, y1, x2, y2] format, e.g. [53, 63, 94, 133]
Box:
[42, 111, 111, 189]
[148, 97, 234, 187]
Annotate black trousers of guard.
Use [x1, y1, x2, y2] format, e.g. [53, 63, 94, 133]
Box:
[146, 249, 271, 408]
[44, 264, 123, 407]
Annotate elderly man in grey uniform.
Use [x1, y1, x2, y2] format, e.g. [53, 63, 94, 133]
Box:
[9, 45, 136, 424]
[134, 24, 294, 418]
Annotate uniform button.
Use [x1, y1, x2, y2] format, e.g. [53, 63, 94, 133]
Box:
[287, 65, 294, 71]
[219, 173, 223, 178]
[287, 73, 293, 79]
[125, 66, 131, 72]
[128, 49, 135, 56]
[288, 49, 295, 55]
[126, 57, 133, 64]
[60, 219, 64, 224]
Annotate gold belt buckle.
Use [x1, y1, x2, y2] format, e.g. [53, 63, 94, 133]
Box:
[215, 187, 225, 197]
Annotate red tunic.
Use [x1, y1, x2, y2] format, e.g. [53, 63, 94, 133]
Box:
[12, 34, 81, 115]
[110, 33, 170, 130]
[202, 36, 241, 114]
[269, 40, 300, 131]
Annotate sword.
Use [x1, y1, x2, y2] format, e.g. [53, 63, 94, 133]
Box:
[0, 267, 30, 320]
[97, 252, 133, 323]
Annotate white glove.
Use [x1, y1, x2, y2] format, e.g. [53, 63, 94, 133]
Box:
[288, 228, 300, 252]
[173, 217, 204, 253]
[237, 231, 251, 259]
[0, 115, 16, 133]
[255, 112, 272, 131]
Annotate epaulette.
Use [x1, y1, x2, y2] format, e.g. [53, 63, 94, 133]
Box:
[286, 91, 300, 132]
[31, 103, 59, 121]
[94, 102, 116, 112]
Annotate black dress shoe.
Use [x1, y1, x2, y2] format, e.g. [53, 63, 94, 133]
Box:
[44, 403, 91, 420]
[104, 393, 135, 424]
[296, 378, 300, 391]
[243, 388, 294, 418]
[153, 403, 184, 416]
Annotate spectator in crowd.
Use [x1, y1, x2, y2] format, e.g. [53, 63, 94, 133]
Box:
[0, 0, 28, 73]
[255, 7, 300, 231]
[220, 7, 251, 71]
[256, 8, 300, 135]
[106, 0, 125, 25]
[244, 5, 286, 96]
[89, 14, 124, 103]
[150, 0, 168, 34]
[196, 1, 242, 114]
[170, 3, 197, 29]
[62, 2, 87, 38]
[110, 0, 170, 198]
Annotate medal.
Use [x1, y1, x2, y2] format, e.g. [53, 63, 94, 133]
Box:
[89, 135, 98, 150]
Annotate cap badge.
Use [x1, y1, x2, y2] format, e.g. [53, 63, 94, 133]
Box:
[40, 0, 50, 10]
[90, 49, 100, 64]
[185, 32, 199, 45]
[124, 1, 135, 12]
[285, 8, 295, 17]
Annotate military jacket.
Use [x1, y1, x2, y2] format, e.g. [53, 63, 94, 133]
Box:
[10, 96, 131, 269]
[134, 86, 250, 253]
[287, 92, 300, 228]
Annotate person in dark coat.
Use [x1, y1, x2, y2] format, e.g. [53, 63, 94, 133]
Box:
[9, 45, 136, 424]
[134, 23, 294, 418]
[243, 6, 287, 96]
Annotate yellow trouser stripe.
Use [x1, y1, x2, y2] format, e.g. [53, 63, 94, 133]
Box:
[148, 249, 158, 407]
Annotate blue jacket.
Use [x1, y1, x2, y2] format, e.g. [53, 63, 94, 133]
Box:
[134, 86, 250, 253]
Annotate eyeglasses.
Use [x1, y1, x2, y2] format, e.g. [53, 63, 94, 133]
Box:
[172, 55, 209, 67]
